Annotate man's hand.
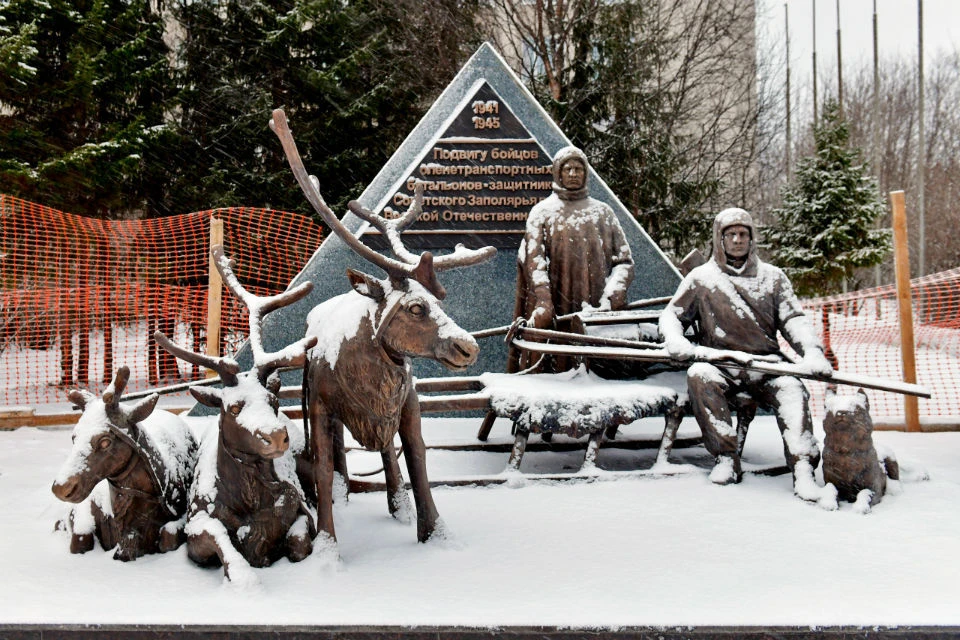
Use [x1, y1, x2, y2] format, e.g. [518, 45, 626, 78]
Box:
[663, 335, 695, 362]
[802, 349, 834, 377]
[529, 307, 554, 330]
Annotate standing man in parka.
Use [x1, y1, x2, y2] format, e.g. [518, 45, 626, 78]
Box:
[659, 208, 833, 500]
[507, 146, 634, 373]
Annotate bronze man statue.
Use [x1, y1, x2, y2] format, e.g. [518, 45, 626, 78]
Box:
[508, 146, 634, 373]
[658, 208, 833, 500]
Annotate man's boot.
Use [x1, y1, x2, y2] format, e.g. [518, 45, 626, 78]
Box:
[709, 454, 742, 485]
[792, 457, 820, 501]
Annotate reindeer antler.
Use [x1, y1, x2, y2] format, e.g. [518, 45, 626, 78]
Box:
[102, 365, 130, 406]
[210, 245, 318, 383]
[270, 109, 496, 299]
[347, 184, 496, 273]
[153, 331, 242, 386]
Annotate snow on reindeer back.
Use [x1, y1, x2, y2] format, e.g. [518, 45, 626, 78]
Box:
[479, 366, 682, 436]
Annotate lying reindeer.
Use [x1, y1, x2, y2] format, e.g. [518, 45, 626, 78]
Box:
[271, 109, 496, 546]
[154, 247, 318, 583]
[52, 366, 198, 561]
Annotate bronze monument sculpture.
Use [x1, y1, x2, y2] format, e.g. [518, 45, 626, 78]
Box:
[270, 108, 496, 546]
[659, 208, 835, 499]
[154, 246, 318, 582]
[508, 145, 634, 374]
[52, 366, 198, 560]
[822, 387, 900, 510]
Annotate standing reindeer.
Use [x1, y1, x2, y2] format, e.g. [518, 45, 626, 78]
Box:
[52, 366, 197, 561]
[154, 247, 318, 582]
[270, 109, 496, 545]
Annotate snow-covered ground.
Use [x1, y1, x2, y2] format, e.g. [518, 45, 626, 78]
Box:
[0, 412, 957, 628]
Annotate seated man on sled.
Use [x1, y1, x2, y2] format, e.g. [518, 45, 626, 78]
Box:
[658, 207, 834, 500]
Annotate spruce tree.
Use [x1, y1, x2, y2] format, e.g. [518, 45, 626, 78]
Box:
[0, 0, 176, 218]
[170, 0, 482, 218]
[767, 101, 891, 297]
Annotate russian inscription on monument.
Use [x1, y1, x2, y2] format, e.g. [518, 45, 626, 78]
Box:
[366, 82, 553, 249]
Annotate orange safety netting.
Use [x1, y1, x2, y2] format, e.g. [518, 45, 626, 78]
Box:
[798, 268, 960, 424]
[2, 191, 958, 425]
[0, 194, 323, 406]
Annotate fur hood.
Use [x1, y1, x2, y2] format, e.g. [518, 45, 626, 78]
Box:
[712, 207, 759, 276]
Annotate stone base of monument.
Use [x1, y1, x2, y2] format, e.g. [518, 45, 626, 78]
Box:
[1, 624, 955, 639]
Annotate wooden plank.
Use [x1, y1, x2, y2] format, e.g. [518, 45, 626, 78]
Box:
[418, 393, 490, 413]
[205, 217, 224, 378]
[890, 190, 921, 432]
[0, 406, 193, 430]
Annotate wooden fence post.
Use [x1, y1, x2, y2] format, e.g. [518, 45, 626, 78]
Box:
[890, 191, 921, 432]
[205, 218, 224, 378]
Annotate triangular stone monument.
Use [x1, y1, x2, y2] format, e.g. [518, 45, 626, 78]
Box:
[227, 42, 682, 392]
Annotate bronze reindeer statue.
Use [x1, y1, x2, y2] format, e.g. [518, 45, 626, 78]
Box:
[52, 366, 198, 561]
[154, 247, 318, 583]
[270, 108, 496, 547]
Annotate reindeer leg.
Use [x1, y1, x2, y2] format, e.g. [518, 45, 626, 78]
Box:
[332, 418, 349, 503]
[68, 502, 96, 554]
[381, 444, 413, 524]
[187, 530, 223, 568]
[398, 391, 440, 542]
[309, 397, 337, 543]
[92, 498, 119, 552]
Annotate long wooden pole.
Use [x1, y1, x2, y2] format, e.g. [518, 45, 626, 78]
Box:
[205, 218, 224, 378]
[890, 191, 921, 431]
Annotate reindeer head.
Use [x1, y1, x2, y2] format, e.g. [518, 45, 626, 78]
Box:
[270, 109, 494, 371]
[344, 268, 478, 370]
[155, 247, 317, 460]
[52, 366, 160, 503]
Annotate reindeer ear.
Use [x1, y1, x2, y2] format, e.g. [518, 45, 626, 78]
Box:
[347, 269, 386, 302]
[68, 389, 92, 409]
[857, 388, 870, 411]
[265, 372, 282, 395]
[127, 393, 160, 425]
[412, 252, 446, 300]
[824, 385, 837, 402]
[190, 387, 223, 409]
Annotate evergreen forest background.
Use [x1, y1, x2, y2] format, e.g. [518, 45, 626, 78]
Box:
[0, 0, 955, 295]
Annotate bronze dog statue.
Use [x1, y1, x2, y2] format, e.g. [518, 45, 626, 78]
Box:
[822, 388, 899, 509]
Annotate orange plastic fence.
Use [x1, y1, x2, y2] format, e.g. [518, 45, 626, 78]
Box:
[0, 195, 323, 406]
[3, 192, 959, 424]
[798, 268, 960, 424]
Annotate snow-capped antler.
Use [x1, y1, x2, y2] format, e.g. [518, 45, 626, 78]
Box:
[154, 330, 242, 387]
[347, 186, 495, 274]
[269, 108, 496, 300]
[209, 245, 317, 383]
[153, 246, 316, 385]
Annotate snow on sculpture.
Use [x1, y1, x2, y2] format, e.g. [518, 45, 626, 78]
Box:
[52, 366, 198, 561]
[270, 108, 496, 547]
[508, 145, 634, 375]
[154, 247, 317, 584]
[822, 387, 900, 513]
[659, 208, 836, 503]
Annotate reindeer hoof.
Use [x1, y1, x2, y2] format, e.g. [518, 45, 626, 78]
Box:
[113, 546, 140, 562]
[287, 535, 313, 563]
[70, 533, 95, 554]
[159, 527, 184, 552]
